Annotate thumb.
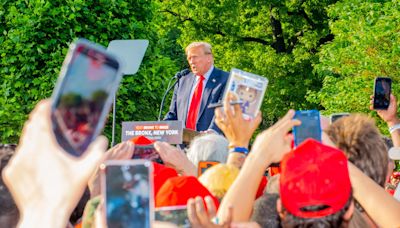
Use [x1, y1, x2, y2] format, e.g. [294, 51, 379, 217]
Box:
[78, 136, 108, 178]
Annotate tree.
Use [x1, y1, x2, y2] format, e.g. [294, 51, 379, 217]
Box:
[310, 0, 400, 133]
[0, 0, 179, 143]
[156, 0, 337, 127]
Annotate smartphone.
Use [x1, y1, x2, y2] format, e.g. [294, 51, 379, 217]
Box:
[293, 110, 321, 147]
[330, 113, 350, 124]
[132, 145, 162, 163]
[155, 205, 191, 228]
[373, 77, 392, 110]
[51, 39, 123, 157]
[197, 161, 219, 176]
[101, 160, 153, 228]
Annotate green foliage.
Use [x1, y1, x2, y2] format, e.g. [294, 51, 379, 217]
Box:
[311, 0, 400, 133]
[0, 0, 179, 143]
[2, 0, 399, 143]
[156, 0, 336, 128]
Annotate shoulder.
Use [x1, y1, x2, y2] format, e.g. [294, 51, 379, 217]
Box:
[212, 67, 229, 82]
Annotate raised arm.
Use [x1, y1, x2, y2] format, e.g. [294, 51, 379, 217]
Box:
[370, 94, 400, 146]
[217, 110, 300, 222]
[2, 100, 107, 228]
[348, 162, 400, 227]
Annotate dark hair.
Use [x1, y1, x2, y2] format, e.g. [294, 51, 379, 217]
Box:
[0, 144, 19, 228]
[251, 193, 282, 228]
[281, 193, 353, 228]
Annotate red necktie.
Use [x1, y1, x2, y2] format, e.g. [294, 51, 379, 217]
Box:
[186, 75, 205, 130]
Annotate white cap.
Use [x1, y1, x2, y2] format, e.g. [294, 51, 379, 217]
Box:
[388, 147, 400, 160]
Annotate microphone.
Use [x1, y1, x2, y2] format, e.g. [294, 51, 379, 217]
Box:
[158, 69, 190, 121]
[174, 69, 190, 79]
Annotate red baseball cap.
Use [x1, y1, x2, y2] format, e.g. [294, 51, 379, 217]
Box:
[152, 162, 178, 197]
[155, 176, 219, 209]
[280, 139, 351, 218]
[130, 136, 155, 145]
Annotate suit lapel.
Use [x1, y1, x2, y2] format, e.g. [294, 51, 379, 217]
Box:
[197, 68, 219, 122]
[178, 73, 196, 123]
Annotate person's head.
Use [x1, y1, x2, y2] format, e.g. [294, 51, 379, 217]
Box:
[187, 133, 229, 168]
[185, 41, 214, 76]
[251, 193, 282, 228]
[236, 85, 258, 103]
[325, 114, 388, 187]
[278, 139, 354, 228]
[0, 144, 19, 228]
[198, 164, 239, 200]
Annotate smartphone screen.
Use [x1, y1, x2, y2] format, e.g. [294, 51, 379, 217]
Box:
[373, 77, 392, 110]
[102, 160, 153, 228]
[293, 110, 321, 147]
[132, 145, 161, 161]
[51, 39, 121, 156]
[155, 206, 191, 228]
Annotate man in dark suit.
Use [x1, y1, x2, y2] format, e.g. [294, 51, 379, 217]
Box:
[164, 42, 229, 133]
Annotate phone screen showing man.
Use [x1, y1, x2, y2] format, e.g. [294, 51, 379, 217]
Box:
[293, 110, 321, 147]
[52, 44, 120, 156]
[105, 162, 151, 228]
[373, 77, 392, 110]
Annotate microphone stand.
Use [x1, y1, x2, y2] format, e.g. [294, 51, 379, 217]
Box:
[158, 77, 179, 121]
[158, 69, 189, 121]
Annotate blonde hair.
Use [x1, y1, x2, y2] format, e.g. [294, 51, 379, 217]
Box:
[185, 41, 213, 55]
[198, 164, 239, 199]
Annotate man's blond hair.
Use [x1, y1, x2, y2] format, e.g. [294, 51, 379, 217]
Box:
[185, 41, 213, 55]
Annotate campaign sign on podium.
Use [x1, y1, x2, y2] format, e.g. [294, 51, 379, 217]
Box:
[122, 121, 183, 144]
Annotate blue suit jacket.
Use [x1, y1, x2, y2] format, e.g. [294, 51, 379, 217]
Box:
[164, 67, 229, 133]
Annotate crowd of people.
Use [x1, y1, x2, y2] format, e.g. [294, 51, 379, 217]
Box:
[1, 40, 400, 228]
[1, 91, 400, 228]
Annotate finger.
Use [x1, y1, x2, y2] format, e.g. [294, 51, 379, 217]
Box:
[221, 205, 233, 227]
[228, 93, 242, 117]
[125, 141, 135, 158]
[187, 198, 201, 225]
[215, 108, 226, 128]
[110, 141, 134, 160]
[105, 142, 124, 160]
[391, 93, 397, 102]
[78, 135, 108, 178]
[223, 93, 234, 120]
[271, 109, 295, 131]
[195, 196, 211, 225]
[276, 118, 301, 136]
[204, 196, 217, 218]
[251, 111, 262, 128]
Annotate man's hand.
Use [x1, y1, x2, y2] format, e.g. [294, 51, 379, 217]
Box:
[215, 92, 262, 148]
[88, 141, 135, 197]
[2, 100, 108, 228]
[154, 141, 197, 176]
[370, 94, 400, 126]
[250, 109, 301, 164]
[188, 196, 232, 228]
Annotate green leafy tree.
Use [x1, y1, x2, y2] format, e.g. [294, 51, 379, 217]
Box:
[310, 0, 400, 133]
[156, 0, 338, 127]
[0, 0, 179, 143]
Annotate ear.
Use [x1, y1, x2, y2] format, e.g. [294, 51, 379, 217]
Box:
[276, 198, 286, 219]
[342, 200, 355, 221]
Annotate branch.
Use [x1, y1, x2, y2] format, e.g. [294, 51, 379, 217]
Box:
[160, 9, 271, 46]
[270, 6, 286, 53]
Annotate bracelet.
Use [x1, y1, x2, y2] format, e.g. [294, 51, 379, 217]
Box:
[389, 124, 400, 134]
[229, 147, 249, 155]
